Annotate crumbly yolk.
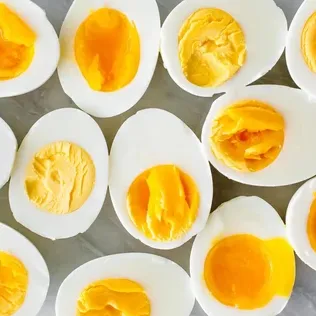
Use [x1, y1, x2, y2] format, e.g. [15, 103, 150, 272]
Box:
[204, 234, 295, 310]
[74, 8, 140, 92]
[127, 165, 199, 241]
[24, 141, 96, 214]
[178, 8, 246, 87]
[0, 252, 28, 316]
[76, 279, 151, 316]
[211, 100, 285, 172]
[307, 192, 316, 251]
[0, 3, 36, 80]
[301, 12, 316, 72]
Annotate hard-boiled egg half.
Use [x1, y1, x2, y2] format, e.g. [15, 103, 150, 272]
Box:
[160, 0, 287, 97]
[202, 85, 316, 186]
[9, 108, 108, 240]
[0, 117, 17, 189]
[58, 0, 160, 118]
[55, 253, 195, 316]
[0, 0, 59, 97]
[191, 196, 295, 316]
[286, 176, 316, 270]
[286, 0, 316, 99]
[0, 222, 49, 316]
[109, 109, 213, 249]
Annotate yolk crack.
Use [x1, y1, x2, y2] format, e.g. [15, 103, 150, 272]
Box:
[301, 12, 316, 73]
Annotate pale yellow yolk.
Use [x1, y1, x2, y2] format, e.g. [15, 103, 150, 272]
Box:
[307, 192, 316, 251]
[301, 12, 316, 72]
[127, 165, 199, 241]
[76, 279, 151, 316]
[0, 3, 36, 80]
[178, 8, 246, 87]
[0, 252, 28, 316]
[24, 141, 96, 214]
[211, 100, 285, 172]
[74, 8, 140, 92]
[204, 234, 295, 310]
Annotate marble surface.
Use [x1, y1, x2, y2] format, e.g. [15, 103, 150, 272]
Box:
[0, 0, 314, 315]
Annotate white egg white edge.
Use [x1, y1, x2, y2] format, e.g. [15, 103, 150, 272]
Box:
[286, 0, 316, 100]
[286, 176, 316, 270]
[0, 222, 49, 316]
[160, 0, 287, 97]
[201, 84, 316, 186]
[109, 108, 213, 250]
[0, 117, 17, 189]
[55, 253, 195, 316]
[190, 196, 295, 316]
[8, 108, 108, 240]
[58, 0, 161, 118]
[0, 0, 60, 97]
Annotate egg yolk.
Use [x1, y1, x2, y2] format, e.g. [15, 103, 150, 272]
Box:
[74, 8, 140, 92]
[24, 141, 96, 214]
[0, 252, 28, 316]
[178, 8, 246, 87]
[77, 279, 151, 316]
[0, 3, 36, 80]
[127, 165, 199, 241]
[204, 234, 295, 310]
[211, 100, 285, 172]
[307, 193, 316, 251]
[301, 12, 316, 73]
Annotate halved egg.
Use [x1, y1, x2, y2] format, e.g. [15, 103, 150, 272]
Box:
[0, 222, 49, 316]
[55, 253, 195, 316]
[0, 117, 17, 189]
[109, 109, 213, 249]
[58, 0, 160, 118]
[191, 196, 295, 316]
[9, 108, 108, 240]
[202, 84, 316, 186]
[160, 0, 287, 97]
[0, 0, 59, 97]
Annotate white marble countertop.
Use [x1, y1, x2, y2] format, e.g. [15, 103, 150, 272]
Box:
[0, 0, 314, 315]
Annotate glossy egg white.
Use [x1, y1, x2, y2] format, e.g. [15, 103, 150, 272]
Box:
[58, 0, 160, 118]
[202, 85, 316, 186]
[55, 253, 195, 316]
[109, 108, 213, 249]
[0, 222, 49, 316]
[0, 0, 59, 97]
[160, 0, 287, 97]
[191, 196, 295, 316]
[9, 108, 108, 240]
[0, 117, 17, 189]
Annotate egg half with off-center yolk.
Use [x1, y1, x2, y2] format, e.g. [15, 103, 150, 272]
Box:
[58, 0, 160, 118]
[55, 253, 195, 316]
[191, 196, 295, 316]
[109, 109, 213, 249]
[9, 108, 108, 240]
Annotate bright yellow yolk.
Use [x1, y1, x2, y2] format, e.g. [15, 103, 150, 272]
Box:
[77, 279, 151, 316]
[0, 252, 28, 316]
[204, 234, 295, 310]
[0, 3, 36, 80]
[211, 100, 285, 172]
[307, 193, 316, 251]
[178, 8, 246, 87]
[24, 141, 96, 214]
[127, 165, 199, 241]
[74, 8, 140, 92]
[301, 12, 316, 72]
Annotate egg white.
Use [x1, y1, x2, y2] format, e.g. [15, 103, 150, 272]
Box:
[55, 253, 195, 316]
[160, 0, 287, 97]
[9, 108, 108, 240]
[58, 0, 160, 118]
[0, 222, 49, 316]
[202, 85, 316, 186]
[109, 108, 213, 249]
[0, 0, 59, 97]
[190, 196, 294, 316]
